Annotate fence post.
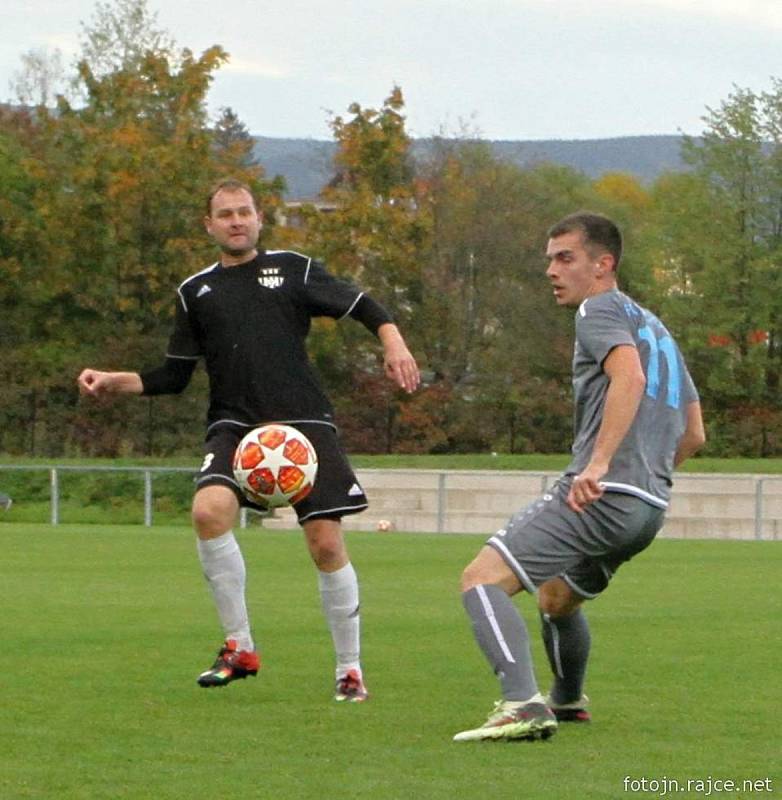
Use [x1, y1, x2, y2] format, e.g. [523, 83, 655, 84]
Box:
[755, 478, 764, 541]
[437, 472, 447, 534]
[50, 468, 59, 526]
[144, 471, 153, 527]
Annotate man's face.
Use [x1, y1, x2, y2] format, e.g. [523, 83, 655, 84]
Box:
[545, 231, 608, 307]
[204, 188, 262, 257]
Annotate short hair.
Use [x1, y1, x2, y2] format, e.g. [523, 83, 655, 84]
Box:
[548, 212, 623, 270]
[205, 178, 257, 216]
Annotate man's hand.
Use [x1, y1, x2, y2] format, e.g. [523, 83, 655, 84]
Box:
[77, 369, 143, 397]
[567, 463, 607, 513]
[378, 324, 420, 394]
[566, 345, 645, 512]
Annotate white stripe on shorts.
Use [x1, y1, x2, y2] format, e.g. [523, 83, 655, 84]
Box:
[488, 536, 538, 594]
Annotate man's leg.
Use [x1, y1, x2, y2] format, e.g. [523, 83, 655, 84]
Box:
[192, 484, 259, 687]
[302, 517, 366, 702]
[538, 578, 591, 721]
[453, 546, 556, 741]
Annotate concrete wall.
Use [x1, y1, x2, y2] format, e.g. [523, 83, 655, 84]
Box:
[260, 470, 782, 540]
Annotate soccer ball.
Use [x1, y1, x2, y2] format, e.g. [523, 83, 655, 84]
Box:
[233, 424, 318, 508]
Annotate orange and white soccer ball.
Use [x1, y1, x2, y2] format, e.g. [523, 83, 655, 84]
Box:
[233, 424, 318, 508]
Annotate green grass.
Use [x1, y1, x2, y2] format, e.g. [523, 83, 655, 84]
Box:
[3, 453, 782, 472]
[2, 525, 779, 799]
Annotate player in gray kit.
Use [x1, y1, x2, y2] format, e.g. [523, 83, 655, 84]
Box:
[453, 212, 705, 742]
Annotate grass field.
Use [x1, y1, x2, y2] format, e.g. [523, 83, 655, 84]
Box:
[2, 524, 779, 799]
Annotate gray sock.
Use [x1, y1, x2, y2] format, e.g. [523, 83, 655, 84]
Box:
[540, 608, 591, 704]
[462, 585, 539, 701]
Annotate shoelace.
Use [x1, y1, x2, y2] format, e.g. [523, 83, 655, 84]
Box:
[485, 700, 522, 725]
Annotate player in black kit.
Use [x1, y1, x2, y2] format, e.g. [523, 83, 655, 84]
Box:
[78, 179, 420, 702]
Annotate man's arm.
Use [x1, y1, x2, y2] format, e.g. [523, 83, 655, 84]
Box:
[674, 400, 705, 467]
[78, 357, 197, 398]
[567, 344, 646, 512]
[77, 369, 144, 397]
[345, 293, 420, 394]
[378, 322, 420, 394]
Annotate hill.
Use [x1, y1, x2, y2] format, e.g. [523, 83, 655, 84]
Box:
[253, 134, 689, 199]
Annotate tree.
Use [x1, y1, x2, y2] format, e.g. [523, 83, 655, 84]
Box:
[78, 0, 175, 80]
[301, 88, 429, 452]
[414, 139, 600, 453]
[0, 0, 277, 456]
[647, 83, 782, 454]
[213, 106, 258, 170]
[10, 47, 70, 107]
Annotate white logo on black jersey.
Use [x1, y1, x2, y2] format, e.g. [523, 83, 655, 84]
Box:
[348, 483, 364, 497]
[258, 268, 284, 289]
[196, 284, 212, 298]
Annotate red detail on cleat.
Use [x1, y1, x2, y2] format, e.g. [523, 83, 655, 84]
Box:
[335, 669, 368, 702]
[197, 640, 260, 688]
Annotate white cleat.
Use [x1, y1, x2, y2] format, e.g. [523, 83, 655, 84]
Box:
[453, 700, 558, 742]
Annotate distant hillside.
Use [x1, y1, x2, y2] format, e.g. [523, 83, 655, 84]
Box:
[253, 134, 689, 199]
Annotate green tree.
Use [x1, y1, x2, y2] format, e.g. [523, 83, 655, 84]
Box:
[300, 88, 429, 452]
[648, 83, 782, 455]
[415, 138, 602, 453]
[0, 0, 277, 456]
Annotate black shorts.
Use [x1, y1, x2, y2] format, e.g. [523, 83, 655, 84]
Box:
[195, 422, 368, 524]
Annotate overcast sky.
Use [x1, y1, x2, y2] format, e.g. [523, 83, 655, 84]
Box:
[2, 0, 780, 141]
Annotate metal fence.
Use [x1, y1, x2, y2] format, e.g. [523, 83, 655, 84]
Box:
[0, 464, 780, 539]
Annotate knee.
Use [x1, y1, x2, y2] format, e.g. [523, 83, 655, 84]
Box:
[537, 580, 582, 618]
[192, 493, 236, 538]
[460, 547, 522, 595]
[309, 537, 344, 569]
[460, 562, 485, 593]
[303, 520, 347, 570]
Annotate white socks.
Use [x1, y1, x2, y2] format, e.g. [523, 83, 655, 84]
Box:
[196, 532, 254, 652]
[318, 563, 361, 678]
[196, 534, 360, 673]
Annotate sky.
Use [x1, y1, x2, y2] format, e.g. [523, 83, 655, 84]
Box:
[1, 0, 781, 141]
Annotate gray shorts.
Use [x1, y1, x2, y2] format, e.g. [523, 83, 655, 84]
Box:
[487, 478, 664, 598]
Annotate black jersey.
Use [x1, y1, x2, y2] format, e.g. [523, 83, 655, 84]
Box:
[145, 250, 385, 431]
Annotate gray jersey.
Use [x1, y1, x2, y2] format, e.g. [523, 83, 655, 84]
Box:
[565, 289, 698, 508]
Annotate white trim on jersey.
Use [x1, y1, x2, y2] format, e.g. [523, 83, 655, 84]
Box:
[475, 584, 516, 664]
[165, 353, 200, 360]
[298, 501, 368, 523]
[205, 418, 338, 436]
[265, 249, 310, 259]
[177, 262, 220, 312]
[601, 481, 668, 509]
[303, 256, 312, 284]
[339, 291, 364, 321]
[195, 473, 243, 490]
[487, 536, 538, 595]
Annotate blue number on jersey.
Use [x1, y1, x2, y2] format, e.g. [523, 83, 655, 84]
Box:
[637, 312, 680, 409]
